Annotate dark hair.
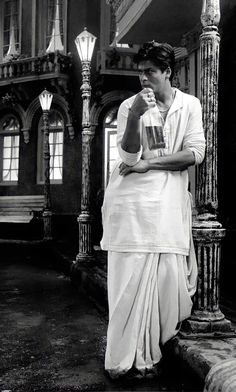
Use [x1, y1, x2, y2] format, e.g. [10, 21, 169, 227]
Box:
[133, 41, 175, 81]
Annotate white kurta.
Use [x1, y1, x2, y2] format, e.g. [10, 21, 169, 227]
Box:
[101, 88, 205, 377]
[101, 88, 205, 254]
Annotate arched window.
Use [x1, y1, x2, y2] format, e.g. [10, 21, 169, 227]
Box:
[37, 110, 64, 183]
[0, 114, 20, 183]
[104, 106, 119, 187]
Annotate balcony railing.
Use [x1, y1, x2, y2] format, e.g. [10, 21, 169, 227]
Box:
[97, 47, 139, 76]
[0, 51, 71, 85]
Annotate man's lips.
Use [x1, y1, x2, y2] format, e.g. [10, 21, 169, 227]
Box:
[142, 84, 151, 89]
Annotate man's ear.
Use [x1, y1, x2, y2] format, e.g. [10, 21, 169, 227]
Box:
[165, 67, 172, 79]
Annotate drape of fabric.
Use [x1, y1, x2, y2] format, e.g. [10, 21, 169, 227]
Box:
[105, 250, 197, 378]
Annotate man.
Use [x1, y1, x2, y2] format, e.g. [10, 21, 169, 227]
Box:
[100, 42, 205, 379]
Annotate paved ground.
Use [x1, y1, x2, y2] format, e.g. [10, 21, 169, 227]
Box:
[0, 250, 203, 392]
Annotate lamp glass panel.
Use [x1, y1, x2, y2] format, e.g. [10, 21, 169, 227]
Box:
[39, 90, 53, 111]
[75, 29, 96, 62]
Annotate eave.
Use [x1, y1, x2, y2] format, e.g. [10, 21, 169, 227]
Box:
[113, 0, 202, 46]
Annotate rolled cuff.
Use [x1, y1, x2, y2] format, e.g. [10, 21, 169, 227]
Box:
[185, 145, 205, 165]
[118, 145, 143, 166]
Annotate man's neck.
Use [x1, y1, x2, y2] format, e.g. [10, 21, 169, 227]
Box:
[155, 84, 173, 104]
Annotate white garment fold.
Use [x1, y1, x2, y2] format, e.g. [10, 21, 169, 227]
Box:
[105, 251, 197, 378]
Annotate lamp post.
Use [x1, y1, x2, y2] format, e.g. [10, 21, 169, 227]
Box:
[74, 27, 97, 263]
[39, 89, 53, 240]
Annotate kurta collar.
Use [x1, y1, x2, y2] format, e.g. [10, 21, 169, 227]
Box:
[168, 88, 184, 116]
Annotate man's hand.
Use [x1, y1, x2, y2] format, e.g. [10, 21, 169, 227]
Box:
[130, 88, 156, 117]
[119, 160, 149, 176]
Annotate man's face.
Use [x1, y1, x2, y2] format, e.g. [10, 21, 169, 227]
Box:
[138, 60, 169, 93]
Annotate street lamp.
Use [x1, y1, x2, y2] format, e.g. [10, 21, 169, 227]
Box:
[74, 27, 97, 263]
[39, 89, 53, 240]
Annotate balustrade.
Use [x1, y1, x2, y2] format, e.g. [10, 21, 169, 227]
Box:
[0, 52, 71, 83]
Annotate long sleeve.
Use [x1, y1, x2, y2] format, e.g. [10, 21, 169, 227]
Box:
[183, 97, 205, 165]
[117, 99, 143, 166]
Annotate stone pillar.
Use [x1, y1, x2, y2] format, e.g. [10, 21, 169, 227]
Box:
[75, 61, 95, 263]
[187, 0, 232, 333]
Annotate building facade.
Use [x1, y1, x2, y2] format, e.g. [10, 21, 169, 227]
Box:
[0, 0, 100, 241]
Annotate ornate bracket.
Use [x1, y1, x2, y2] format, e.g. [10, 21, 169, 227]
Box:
[21, 128, 30, 144]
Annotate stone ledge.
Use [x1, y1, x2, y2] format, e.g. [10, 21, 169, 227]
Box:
[169, 334, 236, 383]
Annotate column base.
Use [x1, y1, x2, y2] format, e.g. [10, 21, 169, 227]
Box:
[180, 317, 235, 337]
[188, 219, 234, 336]
[76, 212, 94, 264]
[43, 209, 52, 240]
[74, 253, 95, 264]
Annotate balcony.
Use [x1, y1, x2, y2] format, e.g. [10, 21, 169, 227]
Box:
[97, 45, 188, 80]
[0, 51, 72, 87]
[97, 47, 139, 76]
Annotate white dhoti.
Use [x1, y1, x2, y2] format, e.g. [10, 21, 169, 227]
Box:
[105, 250, 197, 378]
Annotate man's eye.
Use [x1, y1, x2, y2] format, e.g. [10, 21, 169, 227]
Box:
[138, 70, 154, 76]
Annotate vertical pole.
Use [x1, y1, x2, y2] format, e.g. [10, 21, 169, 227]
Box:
[42, 110, 52, 240]
[76, 61, 94, 263]
[187, 0, 232, 333]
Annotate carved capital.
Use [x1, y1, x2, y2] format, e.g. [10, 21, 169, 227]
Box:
[201, 0, 220, 28]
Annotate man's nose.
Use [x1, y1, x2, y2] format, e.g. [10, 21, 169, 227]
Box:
[139, 72, 148, 82]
